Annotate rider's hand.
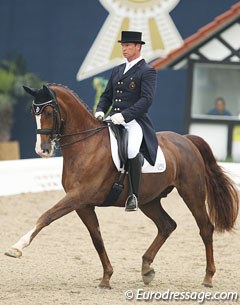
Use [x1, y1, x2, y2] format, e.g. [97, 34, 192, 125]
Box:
[111, 113, 125, 125]
[95, 111, 104, 121]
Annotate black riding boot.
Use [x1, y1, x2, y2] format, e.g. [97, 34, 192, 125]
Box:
[125, 153, 144, 212]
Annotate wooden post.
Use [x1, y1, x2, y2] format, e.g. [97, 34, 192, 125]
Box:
[0, 141, 20, 160]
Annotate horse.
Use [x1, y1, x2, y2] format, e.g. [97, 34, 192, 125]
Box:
[5, 84, 239, 289]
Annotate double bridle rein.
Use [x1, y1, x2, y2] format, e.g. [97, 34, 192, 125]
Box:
[32, 93, 109, 149]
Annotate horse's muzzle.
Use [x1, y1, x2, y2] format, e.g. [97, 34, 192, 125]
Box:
[36, 142, 54, 158]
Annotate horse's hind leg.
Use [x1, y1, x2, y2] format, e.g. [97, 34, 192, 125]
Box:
[75, 206, 113, 289]
[177, 186, 215, 287]
[140, 197, 177, 285]
[5, 192, 79, 258]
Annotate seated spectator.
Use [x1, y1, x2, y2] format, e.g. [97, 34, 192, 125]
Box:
[207, 97, 231, 116]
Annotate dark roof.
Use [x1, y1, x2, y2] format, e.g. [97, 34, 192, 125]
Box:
[151, 2, 240, 70]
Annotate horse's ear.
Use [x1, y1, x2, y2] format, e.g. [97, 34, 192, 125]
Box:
[23, 85, 39, 97]
[43, 84, 55, 99]
[43, 85, 49, 91]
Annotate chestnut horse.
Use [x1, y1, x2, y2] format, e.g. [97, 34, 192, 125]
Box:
[5, 84, 239, 289]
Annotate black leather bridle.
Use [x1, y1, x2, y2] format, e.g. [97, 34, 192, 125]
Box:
[32, 88, 109, 148]
[32, 98, 63, 138]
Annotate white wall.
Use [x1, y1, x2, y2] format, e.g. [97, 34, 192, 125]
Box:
[189, 123, 228, 161]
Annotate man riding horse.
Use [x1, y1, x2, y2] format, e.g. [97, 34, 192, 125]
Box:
[95, 31, 158, 212]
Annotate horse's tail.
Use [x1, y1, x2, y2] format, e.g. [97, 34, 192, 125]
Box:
[185, 134, 239, 232]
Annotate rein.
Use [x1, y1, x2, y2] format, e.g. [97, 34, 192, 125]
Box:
[56, 125, 109, 148]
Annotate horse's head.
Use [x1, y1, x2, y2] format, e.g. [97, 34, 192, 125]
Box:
[23, 84, 62, 158]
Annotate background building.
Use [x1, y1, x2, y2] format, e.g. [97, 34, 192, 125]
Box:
[152, 2, 240, 161]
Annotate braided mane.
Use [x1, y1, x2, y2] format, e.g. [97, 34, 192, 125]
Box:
[48, 83, 94, 117]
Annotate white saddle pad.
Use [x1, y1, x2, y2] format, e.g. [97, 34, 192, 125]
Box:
[108, 127, 166, 173]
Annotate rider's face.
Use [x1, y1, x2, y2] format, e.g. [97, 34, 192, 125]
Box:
[121, 43, 141, 62]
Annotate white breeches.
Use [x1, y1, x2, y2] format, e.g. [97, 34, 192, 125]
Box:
[122, 119, 143, 159]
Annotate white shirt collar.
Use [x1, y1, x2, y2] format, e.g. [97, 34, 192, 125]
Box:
[124, 56, 143, 74]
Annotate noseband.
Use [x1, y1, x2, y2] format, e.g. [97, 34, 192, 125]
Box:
[32, 87, 109, 148]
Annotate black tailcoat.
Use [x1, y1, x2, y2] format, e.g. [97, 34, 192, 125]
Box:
[96, 59, 158, 165]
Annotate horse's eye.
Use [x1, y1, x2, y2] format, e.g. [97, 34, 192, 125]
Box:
[45, 111, 53, 118]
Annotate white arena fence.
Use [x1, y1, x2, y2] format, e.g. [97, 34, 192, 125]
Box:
[0, 157, 63, 196]
[0, 157, 239, 197]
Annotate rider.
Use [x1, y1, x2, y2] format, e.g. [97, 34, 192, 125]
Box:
[95, 31, 158, 211]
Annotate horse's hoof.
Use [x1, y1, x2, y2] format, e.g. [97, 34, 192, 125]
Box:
[4, 248, 22, 258]
[98, 283, 112, 289]
[142, 268, 155, 285]
[202, 279, 213, 288]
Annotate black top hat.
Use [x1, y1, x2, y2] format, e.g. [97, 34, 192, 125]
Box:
[118, 31, 145, 45]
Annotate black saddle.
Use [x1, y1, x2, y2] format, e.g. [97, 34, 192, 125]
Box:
[110, 124, 128, 170]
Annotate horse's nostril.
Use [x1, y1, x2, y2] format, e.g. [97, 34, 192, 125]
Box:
[42, 149, 50, 154]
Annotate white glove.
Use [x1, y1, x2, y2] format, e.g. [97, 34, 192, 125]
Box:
[111, 113, 125, 125]
[95, 111, 104, 120]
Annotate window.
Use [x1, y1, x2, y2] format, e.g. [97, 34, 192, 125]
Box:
[191, 63, 240, 119]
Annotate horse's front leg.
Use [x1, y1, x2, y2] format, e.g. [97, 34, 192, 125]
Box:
[5, 192, 79, 258]
[76, 206, 113, 289]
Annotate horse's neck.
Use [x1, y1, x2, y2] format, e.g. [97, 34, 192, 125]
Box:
[65, 107, 97, 132]
[58, 90, 98, 133]
[56, 88, 108, 159]
[53, 88, 113, 184]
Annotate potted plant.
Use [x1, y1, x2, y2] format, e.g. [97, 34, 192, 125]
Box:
[0, 55, 43, 160]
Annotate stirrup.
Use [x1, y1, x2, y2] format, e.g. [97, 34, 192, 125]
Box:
[125, 194, 138, 212]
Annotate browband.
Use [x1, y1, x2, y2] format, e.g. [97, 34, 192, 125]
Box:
[32, 99, 56, 115]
